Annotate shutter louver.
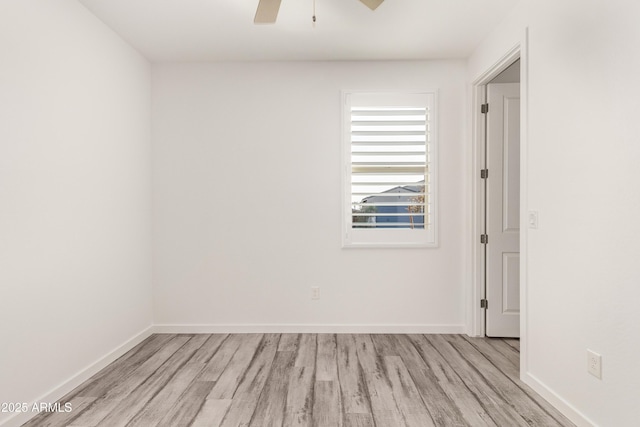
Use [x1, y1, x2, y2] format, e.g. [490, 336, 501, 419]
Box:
[350, 105, 430, 230]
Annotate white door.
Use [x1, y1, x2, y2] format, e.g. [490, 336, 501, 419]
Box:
[486, 83, 520, 338]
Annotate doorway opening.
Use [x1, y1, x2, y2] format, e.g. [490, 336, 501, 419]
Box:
[471, 46, 524, 340]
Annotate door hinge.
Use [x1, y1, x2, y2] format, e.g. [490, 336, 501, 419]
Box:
[480, 169, 488, 179]
[480, 299, 488, 309]
[481, 103, 489, 114]
[480, 234, 488, 244]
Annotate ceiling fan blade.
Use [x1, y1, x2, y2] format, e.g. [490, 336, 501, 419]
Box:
[359, 0, 384, 11]
[254, 0, 282, 24]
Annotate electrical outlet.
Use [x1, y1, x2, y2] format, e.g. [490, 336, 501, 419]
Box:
[587, 350, 602, 379]
[311, 286, 320, 300]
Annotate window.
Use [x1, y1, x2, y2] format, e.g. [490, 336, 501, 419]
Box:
[342, 91, 437, 248]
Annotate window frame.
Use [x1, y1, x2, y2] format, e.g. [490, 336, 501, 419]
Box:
[341, 90, 438, 248]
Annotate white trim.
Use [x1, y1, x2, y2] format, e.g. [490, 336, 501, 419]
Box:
[341, 90, 439, 249]
[523, 373, 597, 427]
[0, 326, 154, 427]
[469, 80, 487, 337]
[519, 28, 530, 379]
[153, 323, 466, 334]
[472, 44, 522, 85]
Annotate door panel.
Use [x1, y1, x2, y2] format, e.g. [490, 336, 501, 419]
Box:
[503, 98, 520, 233]
[486, 82, 520, 338]
[502, 252, 520, 314]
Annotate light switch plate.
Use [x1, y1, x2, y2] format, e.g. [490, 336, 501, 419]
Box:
[528, 211, 539, 229]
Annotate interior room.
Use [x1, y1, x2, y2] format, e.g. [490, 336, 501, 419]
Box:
[1, 0, 639, 426]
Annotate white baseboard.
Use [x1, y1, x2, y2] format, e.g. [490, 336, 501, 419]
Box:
[523, 372, 597, 427]
[0, 326, 154, 427]
[152, 323, 466, 334]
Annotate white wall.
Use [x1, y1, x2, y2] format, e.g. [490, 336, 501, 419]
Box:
[152, 61, 467, 331]
[469, 1, 640, 425]
[0, 1, 152, 424]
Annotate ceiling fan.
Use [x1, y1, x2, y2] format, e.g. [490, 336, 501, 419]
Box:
[254, 0, 384, 24]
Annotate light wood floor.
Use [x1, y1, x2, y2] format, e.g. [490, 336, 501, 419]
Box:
[23, 334, 574, 427]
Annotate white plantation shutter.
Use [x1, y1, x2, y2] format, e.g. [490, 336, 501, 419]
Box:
[343, 92, 437, 248]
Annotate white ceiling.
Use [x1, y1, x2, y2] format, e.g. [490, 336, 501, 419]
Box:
[78, 0, 520, 62]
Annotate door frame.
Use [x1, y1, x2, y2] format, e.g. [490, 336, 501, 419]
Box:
[469, 34, 529, 377]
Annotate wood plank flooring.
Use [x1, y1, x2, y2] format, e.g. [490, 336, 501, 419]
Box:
[22, 334, 574, 427]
